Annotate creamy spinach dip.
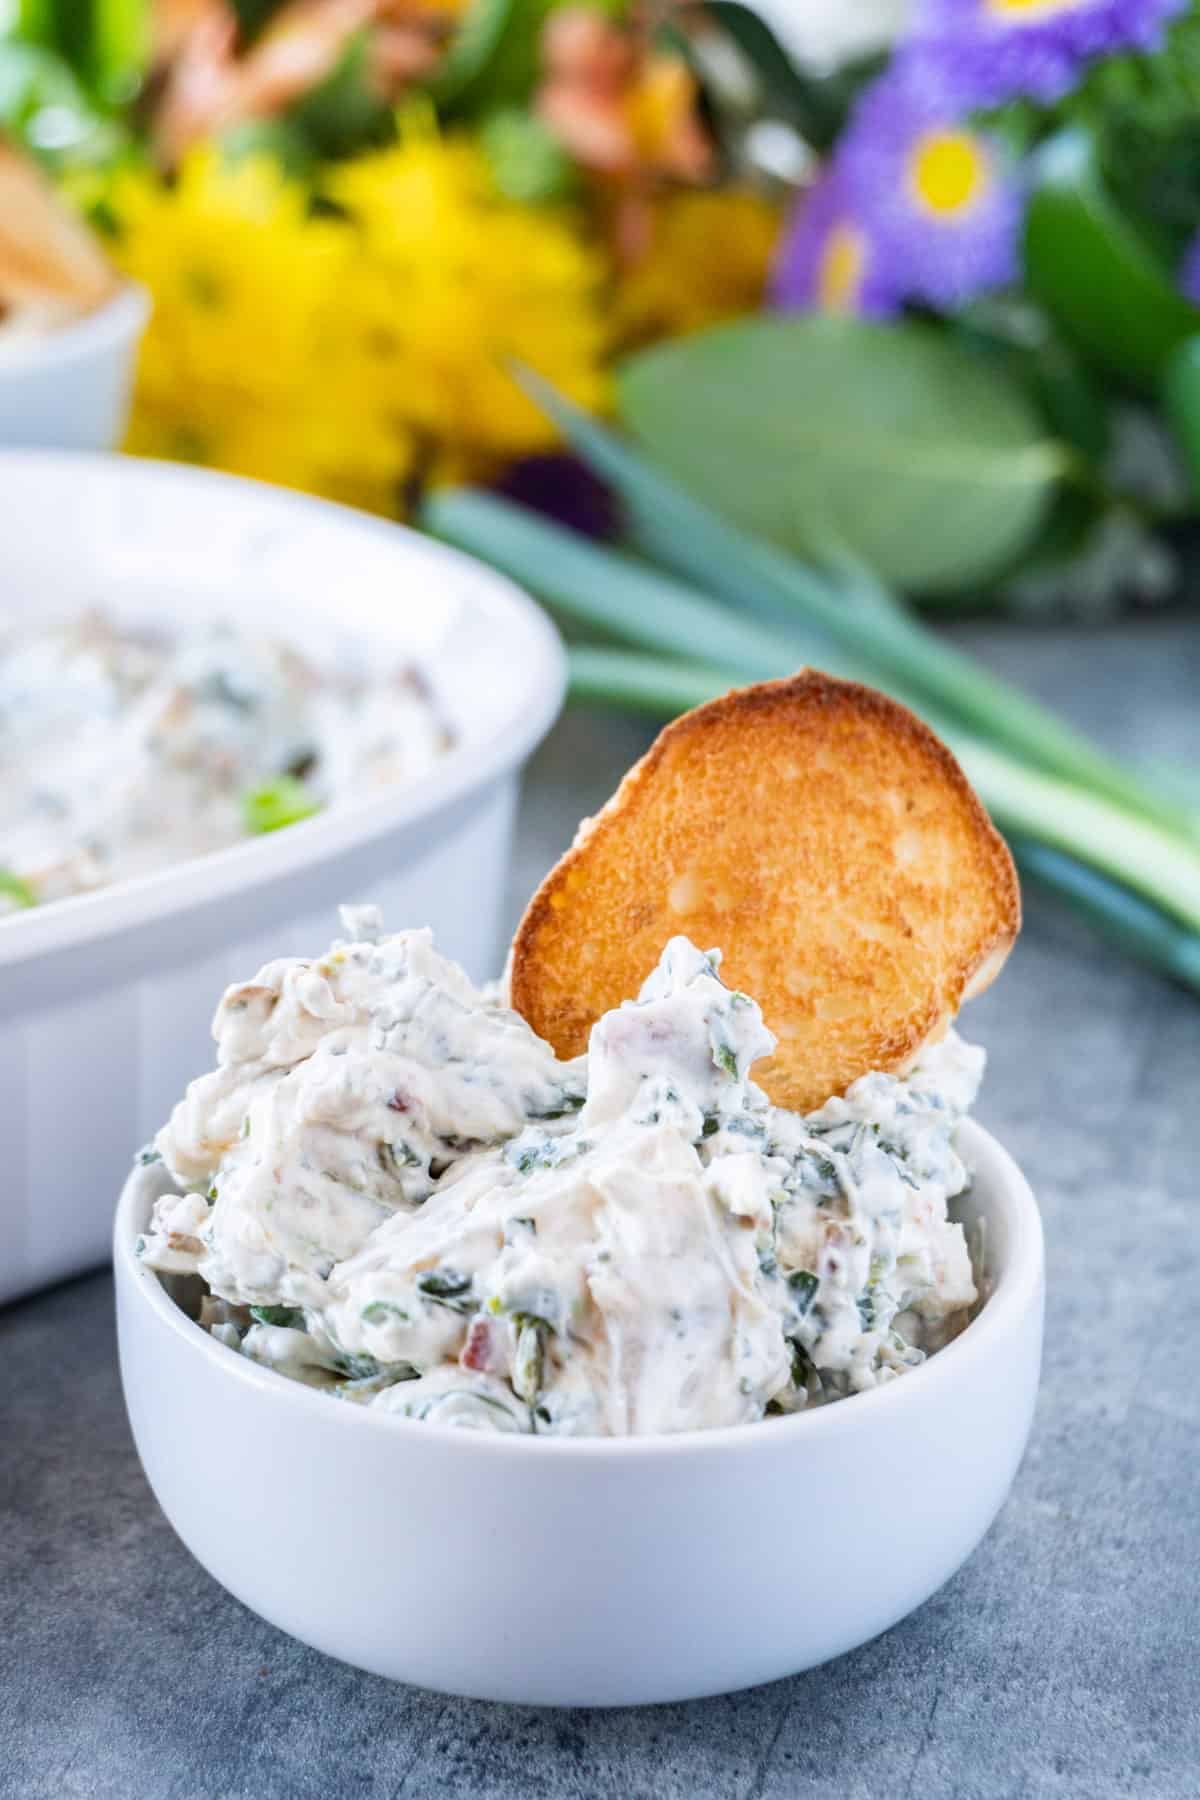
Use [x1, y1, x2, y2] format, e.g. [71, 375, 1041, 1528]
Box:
[139, 908, 981, 1437]
[0, 613, 449, 913]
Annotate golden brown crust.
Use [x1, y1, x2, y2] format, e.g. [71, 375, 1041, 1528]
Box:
[511, 671, 1020, 1111]
[0, 142, 116, 311]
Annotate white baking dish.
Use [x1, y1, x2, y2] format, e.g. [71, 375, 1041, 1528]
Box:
[0, 452, 564, 1304]
[0, 284, 148, 450]
[115, 1121, 1044, 1705]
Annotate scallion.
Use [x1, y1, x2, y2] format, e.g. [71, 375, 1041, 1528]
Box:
[240, 776, 319, 835]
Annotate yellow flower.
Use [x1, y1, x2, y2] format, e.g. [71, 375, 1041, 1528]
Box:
[109, 150, 411, 511]
[328, 136, 610, 480]
[103, 134, 610, 506]
[613, 189, 782, 348]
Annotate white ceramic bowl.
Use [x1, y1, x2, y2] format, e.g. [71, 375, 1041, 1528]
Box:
[115, 1121, 1044, 1706]
[0, 284, 148, 450]
[0, 452, 564, 1304]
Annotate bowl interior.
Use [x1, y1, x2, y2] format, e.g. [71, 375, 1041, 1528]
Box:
[0, 451, 540, 749]
[0, 453, 564, 962]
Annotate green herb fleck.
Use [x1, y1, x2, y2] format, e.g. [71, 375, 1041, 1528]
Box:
[381, 1139, 421, 1168]
[528, 1091, 585, 1120]
[361, 1300, 410, 1326]
[135, 1145, 162, 1167]
[788, 1270, 820, 1316]
[417, 1268, 472, 1301]
[713, 1041, 739, 1079]
[240, 776, 320, 836]
[791, 1342, 816, 1390]
[0, 868, 37, 910]
[249, 1304, 304, 1329]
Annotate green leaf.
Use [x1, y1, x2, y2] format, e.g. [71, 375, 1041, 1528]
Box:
[89, 0, 151, 106]
[219, 119, 314, 180]
[616, 314, 1064, 595]
[0, 41, 104, 150]
[228, 0, 283, 45]
[286, 28, 391, 160]
[702, 3, 882, 152]
[432, 0, 573, 115]
[480, 107, 576, 202]
[1025, 129, 1200, 390]
[1162, 335, 1200, 500]
[702, 3, 815, 122]
[240, 776, 319, 835]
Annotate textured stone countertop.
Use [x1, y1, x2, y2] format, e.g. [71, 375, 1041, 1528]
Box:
[2, 619, 1198, 1800]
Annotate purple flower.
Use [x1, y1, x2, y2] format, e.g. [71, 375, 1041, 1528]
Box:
[770, 168, 900, 319]
[493, 453, 621, 541]
[906, 0, 1189, 108]
[839, 68, 1024, 310]
[1180, 233, 1200, 307]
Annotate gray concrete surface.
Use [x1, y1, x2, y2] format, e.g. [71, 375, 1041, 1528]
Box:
[2, 618, 1198, 1800]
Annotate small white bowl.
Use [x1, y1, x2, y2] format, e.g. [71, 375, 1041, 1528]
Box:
[0, 284, 148, 450]
[115, 1121, 1044, 1706]
[0, 452, 564, 1303]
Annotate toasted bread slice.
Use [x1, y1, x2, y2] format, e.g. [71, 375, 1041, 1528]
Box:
[511, 671, 1019, 1112]
[0, 143, 116, 312]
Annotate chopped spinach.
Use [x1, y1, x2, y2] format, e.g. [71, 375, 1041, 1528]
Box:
[378, 1139, 422, 1178]
[505, 1134, 589, 1175]
[787, 1269, 820, 1316]
[249, 1304, 305, 1329]
[361, 1300, 411, 1326]
[417, 1269, 472, 1302]
[526, 1091, 585, 1121]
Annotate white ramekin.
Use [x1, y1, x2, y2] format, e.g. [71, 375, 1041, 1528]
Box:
[0, 284, 149, 450]
[0, 452, 564, 1304]
[115, 1121, 1044, 1706]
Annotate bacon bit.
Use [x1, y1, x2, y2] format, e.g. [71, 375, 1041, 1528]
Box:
[460, 1317, 500, 1374]
[387, 1091, 410, 1114]
[166, 1231, 204, 1255]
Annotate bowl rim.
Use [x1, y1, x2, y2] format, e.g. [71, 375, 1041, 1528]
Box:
[0, 450, 566, 966]
[0, 281, 149, 373]
[115, 1117, 1044, 1463]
